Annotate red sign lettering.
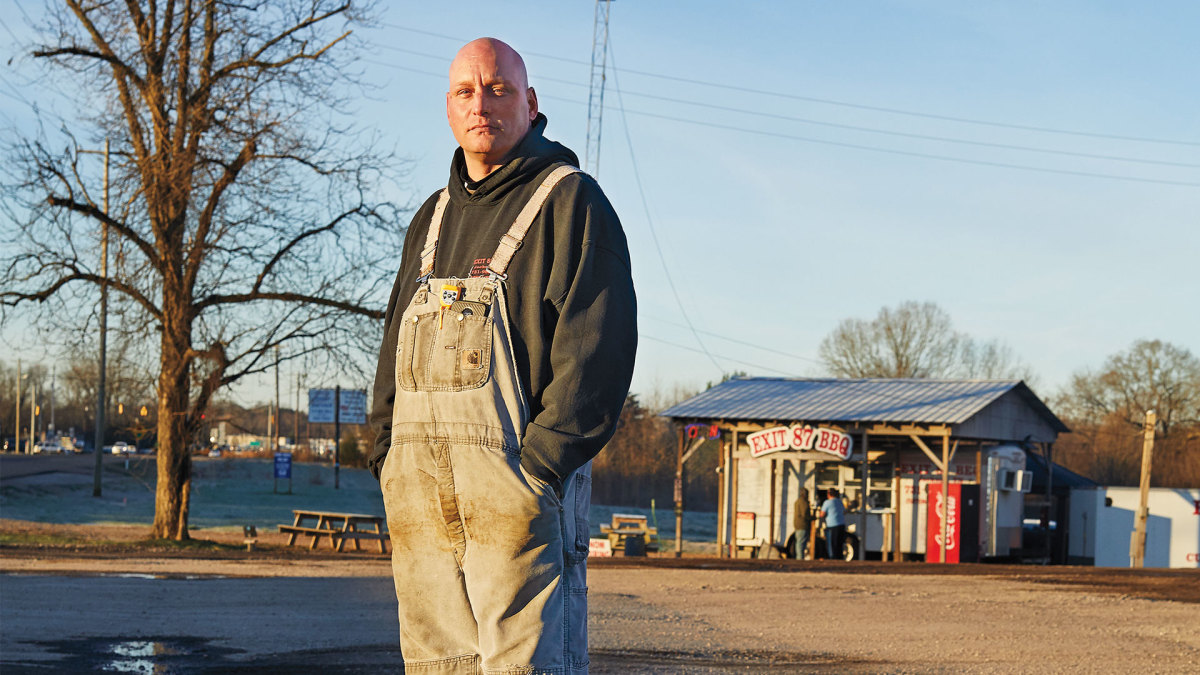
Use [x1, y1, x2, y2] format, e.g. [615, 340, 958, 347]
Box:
[747, 424, 853, 459]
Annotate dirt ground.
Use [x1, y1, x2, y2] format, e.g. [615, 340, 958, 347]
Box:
[3, 519, 1198, 673]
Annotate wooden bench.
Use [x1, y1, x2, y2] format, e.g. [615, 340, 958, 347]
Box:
[279, 510, 389, 553]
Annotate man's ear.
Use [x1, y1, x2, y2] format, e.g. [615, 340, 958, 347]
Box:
[527, 87, 538, 121]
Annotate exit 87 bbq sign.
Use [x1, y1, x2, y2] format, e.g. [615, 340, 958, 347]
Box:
[746, 424, 854, 460]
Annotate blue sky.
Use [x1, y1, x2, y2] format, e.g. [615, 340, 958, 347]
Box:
[3, 1, 1198, 408]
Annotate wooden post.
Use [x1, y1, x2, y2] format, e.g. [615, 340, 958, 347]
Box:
[1130, 411, 1156, 568]
[859, 431, 869, 560]
[717, 432, 726, 558]
[892, 473, 902, 561]
[768, 458, 777, 549]
[940, 434, 950, 564]
[674, 424, 684, 558]
[726, 431, 737, 558]
[724, 444, 734, 554]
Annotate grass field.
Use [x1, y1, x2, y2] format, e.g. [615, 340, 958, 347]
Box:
[0, 455, 717, 549]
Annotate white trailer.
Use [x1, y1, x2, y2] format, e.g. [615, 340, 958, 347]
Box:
[1069, 487, 1200, 568]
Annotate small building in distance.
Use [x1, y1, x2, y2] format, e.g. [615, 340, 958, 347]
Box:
[661, 377, 1070, 563]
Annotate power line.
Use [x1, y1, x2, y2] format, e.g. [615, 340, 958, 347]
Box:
[371, 44, 1197, 168]
[376, 22, 1200, 147]
[0, 14, 22, 45]
[608, 45, 725, 377]
[362, 58, 1199, 187]
[606, 107, 1200, 188]
[641, 315, 824, 366]
[604, 89, 1200, 170]
[640, 333, 798, 377]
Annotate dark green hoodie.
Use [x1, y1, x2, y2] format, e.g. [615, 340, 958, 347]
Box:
[369, 114, 637, 489]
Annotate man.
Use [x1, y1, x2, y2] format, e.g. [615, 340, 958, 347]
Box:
[369, 38, 637, 674]
[792, 487, 813, 560]
[820, 488, 846, 560]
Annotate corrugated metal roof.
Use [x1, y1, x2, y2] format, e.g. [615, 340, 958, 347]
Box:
[660, 377, 1067, 430]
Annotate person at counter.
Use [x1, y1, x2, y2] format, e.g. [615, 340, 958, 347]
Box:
[820, 488, 846, 560]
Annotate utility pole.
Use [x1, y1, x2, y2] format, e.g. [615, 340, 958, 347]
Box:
[30, 381, 36, 447]
[585, 0, 613, 177]
[293, 372, 300, 452]
[92, 138, 110, 496]
[1130, 410, 1156, 568]
[334, 385, 341, 490]
[273, 346, 281, 452]
[15, 359, 21, 453]
[49, 366, 56, 436]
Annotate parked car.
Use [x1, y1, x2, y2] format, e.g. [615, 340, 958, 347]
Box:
[208, 448, 222, 458]
[32, 442, 65, 454]
[110, 441, 132, 455]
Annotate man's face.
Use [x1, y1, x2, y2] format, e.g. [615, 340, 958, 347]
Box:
[446, 40, 537, 167]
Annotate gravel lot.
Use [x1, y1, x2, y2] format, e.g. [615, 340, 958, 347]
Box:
[3, 546, 1197, 673]
[3, 453, 1197, 672]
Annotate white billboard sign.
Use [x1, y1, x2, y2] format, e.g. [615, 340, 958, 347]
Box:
[307, 389, 336, 424]
[339, 389, 368, 425]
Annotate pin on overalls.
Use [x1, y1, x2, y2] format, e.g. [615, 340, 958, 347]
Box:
[381, 163, 592, 674]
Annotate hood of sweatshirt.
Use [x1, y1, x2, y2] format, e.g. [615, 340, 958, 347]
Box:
[447, 113, 580, 205]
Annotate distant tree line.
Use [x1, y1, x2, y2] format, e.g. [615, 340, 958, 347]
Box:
[590, 394, 720, 511]
[1053, 339, 1200, 487]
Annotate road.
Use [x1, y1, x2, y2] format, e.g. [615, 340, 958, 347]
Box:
[3, 560, 1198, 673]
[0, 450, 133, 481]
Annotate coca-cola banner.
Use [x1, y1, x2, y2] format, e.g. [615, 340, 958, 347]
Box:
[745, 425, 853, 460]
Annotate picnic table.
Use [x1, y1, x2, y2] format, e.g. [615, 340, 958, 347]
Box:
[599, 513, 659, 556]
[278, 510, 389, 553]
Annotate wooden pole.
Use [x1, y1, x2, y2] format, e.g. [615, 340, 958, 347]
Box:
[334, 385, 341, 490]
[724, 441, 734, 557]
[860, 431, 869, 560]
[674, 424, 684, 558]
[940, 434, 950, 563]
[1130, 411, 1156, 568]
[93, 137, 109, 492]
[15, 360, 21, 454]
[717, 432, 726, 558]
[892, 472, 902, 561]
[273, 346, 280, 451]
[293, 373, 300, 452]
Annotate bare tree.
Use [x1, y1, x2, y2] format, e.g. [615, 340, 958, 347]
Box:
[1, 1, 403, 539]
[818, 301, 1031, 381]
[1058, 340, 1200, 437]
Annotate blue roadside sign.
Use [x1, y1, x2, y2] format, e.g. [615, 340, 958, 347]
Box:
[274, 452, 292, 479]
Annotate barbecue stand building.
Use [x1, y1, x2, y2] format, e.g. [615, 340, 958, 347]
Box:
[660, 378, 1069, 562]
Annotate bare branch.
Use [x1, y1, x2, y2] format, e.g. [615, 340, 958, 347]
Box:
[45, 196, 161, 269]
[196, 291, 384, 319]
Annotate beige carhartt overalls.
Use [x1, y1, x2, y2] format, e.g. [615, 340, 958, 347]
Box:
[381, 164, 591, 675]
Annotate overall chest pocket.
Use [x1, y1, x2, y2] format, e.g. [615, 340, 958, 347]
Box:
[397, 310, 494, 392]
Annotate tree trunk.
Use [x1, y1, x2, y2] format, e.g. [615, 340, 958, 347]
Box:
[151, 308, 193, 540]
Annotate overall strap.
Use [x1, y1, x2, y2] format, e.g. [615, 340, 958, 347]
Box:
[486, 163, 581, 279]
[417, 188, 452, 282]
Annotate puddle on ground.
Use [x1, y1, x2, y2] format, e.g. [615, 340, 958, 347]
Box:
[16, 636, 241, 674]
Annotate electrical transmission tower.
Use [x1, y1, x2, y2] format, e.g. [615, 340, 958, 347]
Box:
[585, 0, 613, 178]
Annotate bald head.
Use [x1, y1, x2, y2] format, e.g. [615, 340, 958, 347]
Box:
[446, 38, 538, 180]
[451, 38, 529, 90]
